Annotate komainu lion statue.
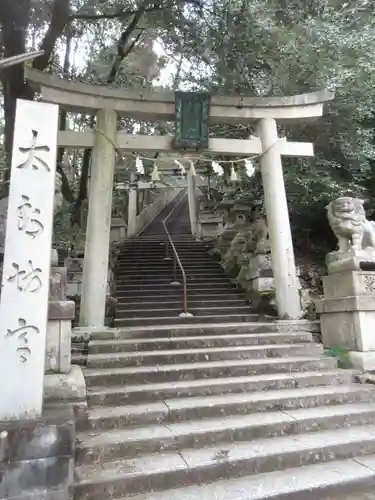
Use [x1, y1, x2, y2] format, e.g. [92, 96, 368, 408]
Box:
[326, 197, 375, 252]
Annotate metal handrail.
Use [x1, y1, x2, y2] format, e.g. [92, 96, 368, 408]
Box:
[162, 191, 189, 315]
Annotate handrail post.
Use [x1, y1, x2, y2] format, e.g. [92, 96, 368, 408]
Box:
[183, 282, 188, 314]
[173, 254, 177, 282]
[165, 240, 169, 258]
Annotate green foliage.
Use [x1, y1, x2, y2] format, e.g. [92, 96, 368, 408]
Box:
[162, 0, 375, 256]
[326, 347, 352, 368]
[3, 0, 375, 257]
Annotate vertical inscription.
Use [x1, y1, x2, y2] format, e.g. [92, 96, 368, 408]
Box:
[0, 100, 58, 419]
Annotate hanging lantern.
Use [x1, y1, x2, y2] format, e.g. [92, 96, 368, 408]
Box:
[230, 164, 239, 182]
[151, 162, 161, 182]
[135, 156, 145, 175]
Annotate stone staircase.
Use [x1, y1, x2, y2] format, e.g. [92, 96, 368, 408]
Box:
[113, 194, 268, 328]
[113, 236, 266, 327]
[73, 198, 375, 499]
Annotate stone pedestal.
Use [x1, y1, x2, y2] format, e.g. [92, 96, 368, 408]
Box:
[44, 267, 86, 409]
[46, 301, 75, 374]
[0, 407, 75, 500]
[65, 256, 116, 326]
[198, 212, 224, 240]
[316, 269, 375, 370]
[326, 248, 375, 274]
[110, 217, 126, 243]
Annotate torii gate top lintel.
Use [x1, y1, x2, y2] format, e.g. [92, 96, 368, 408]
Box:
[25, 68, 334, 125]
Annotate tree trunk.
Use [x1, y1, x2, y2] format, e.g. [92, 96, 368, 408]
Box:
[0, 0, 31, 167]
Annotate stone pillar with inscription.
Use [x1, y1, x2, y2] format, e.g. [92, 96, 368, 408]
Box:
[316, 197, 375, 370]
[0, 99, 59, 420]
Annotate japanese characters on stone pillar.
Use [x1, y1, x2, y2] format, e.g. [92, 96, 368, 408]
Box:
[0, 99, 59, 420]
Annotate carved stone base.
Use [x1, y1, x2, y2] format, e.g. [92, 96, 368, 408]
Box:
[316, 269, 375, 352]
[46, 300, 75, 374]
[348, 351, 375, 371]
[44, 365, 86, 408]
[326, 248, 375, 274]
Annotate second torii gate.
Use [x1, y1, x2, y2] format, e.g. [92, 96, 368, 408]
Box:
[25, 67, 334, 323]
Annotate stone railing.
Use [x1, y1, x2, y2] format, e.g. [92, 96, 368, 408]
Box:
[134, 187, 182, 236]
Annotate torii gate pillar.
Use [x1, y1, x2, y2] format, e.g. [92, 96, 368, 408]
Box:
[80, 108, 117, 327]
[256, 118, 301, 319]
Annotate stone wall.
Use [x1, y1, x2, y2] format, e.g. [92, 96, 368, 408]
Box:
[0, 408, 75, 500]
[135, 187, 182, 235]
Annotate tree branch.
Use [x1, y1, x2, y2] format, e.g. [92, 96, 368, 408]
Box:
[33, 0, 71, 71]
[71, 0, 202, 22]
[71, 5, 162, 21]
[107, 1, 151, 84]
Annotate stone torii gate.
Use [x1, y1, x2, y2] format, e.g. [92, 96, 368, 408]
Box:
[25, 68, 334, 325]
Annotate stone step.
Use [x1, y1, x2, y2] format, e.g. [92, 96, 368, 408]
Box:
[115, 299, 246, 310]
[116, 265, 222, 272]
[118, 254, 211, 261]
[83, 356, 337, 387]
[76, 403, 375, 464]
[117, 268, 220, 274]
[119, 249, 209, 260]
[85, 344, 324, 369]
[115, 280, 233, 290]
[116, 273, 226, 282]
[112, 455, 375, 500]
[115, 277, 231, 286]
[88, 332, 315, 353]
[115, 288, 243, 298]
[117, 264, 222, 271]
[117, 256, 212, 263]
[114, 314, 272, 327]
[86, 370, 353, 406]
[120, 243, 209, 249]
[116, 270, 224, 278]
[115, 293, 246, 303]
[115, 306, 252, 319]
[117, 259, 218, 266]
[87, 383, 372, 424]
[84, 321, 320, 340]
[73, 424, 375, 499]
